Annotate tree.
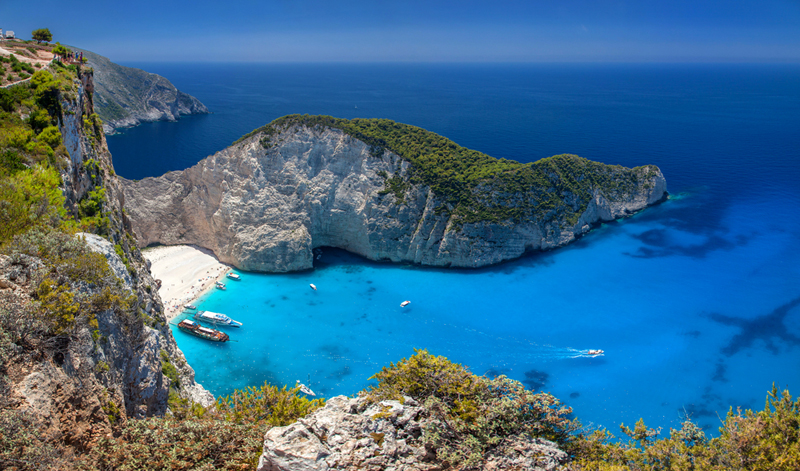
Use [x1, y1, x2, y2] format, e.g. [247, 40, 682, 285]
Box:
[31, 28, 52, 44]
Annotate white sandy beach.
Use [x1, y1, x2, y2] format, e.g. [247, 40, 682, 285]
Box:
[143, 245, 231, 320]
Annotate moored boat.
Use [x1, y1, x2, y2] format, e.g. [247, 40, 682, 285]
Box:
[184, 304, 197, 311]
[194, 310, 243, 328]
[177, 319, 230, 342]
[226, 272, 241, 281]
[296, 380, 316, 396]
[216, 281, 226, 290]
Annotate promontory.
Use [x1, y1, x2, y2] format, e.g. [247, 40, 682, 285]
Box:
[121, 115, 667, 272]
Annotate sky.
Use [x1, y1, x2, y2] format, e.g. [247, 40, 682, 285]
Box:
[3, 0, 800, 63]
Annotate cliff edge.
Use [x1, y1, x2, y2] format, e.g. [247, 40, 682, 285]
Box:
[122, 115, 666, 272]
[70, 47, 209, 135]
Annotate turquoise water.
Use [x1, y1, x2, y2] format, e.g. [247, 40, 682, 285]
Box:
[172, 184, 800, 433]
[105, 63, 800, 433]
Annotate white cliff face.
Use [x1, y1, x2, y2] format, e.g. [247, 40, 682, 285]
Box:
[122, 125, 667, 272]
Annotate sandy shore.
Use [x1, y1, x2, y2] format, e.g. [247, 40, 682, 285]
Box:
[143, 245, 231, 320]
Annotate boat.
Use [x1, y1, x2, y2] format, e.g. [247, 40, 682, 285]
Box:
[400, 300, 410, 307]
[194, 310, 243, 328]
[296, 380, 316, 396]
[587, 349, 604, 356]
[177, 319, 230, 342]
[215, 281, 226, 290]
[184, 304, 197, 311]
[310, 283, 317, 291]
[226, 272, 241, 281]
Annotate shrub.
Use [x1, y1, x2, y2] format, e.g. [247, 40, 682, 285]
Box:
[215, 381, 325, 427]
[366, 349, 578, 467]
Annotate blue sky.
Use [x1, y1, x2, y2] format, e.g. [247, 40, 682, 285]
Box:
[3, 0, 799, 62]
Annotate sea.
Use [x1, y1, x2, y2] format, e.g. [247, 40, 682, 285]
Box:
[108, 63, 800, 435]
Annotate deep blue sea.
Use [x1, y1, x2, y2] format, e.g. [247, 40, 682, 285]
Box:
[109, 63, 800, 435]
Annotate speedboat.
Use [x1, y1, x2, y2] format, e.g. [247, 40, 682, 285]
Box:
[226, 272, 241, 281]
[587, 349, 604, 356]
[310, 283, 317, 291]
[177, 319, 229, 342]
[296, 380, 316, 396]
[215, 281, 226, 290]
[184, 304, 197, 311]
[400, 300, 410, 307]
[194, 310, 243, 328]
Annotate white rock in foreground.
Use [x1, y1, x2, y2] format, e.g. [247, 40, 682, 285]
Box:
[257, 395, 569, 471]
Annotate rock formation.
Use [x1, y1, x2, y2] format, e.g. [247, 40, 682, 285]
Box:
[257, 395, 569, 471]
[0, 65, 211, 453]
[70, 47, 209, 134]
[122, 116, 667, 272]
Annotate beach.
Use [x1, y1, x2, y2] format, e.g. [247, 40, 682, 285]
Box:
[143, 245, 230, 320]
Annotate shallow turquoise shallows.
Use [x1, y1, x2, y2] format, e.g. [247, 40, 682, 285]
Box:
[172, 182, 800, 434]
[109, 62, 800, 434]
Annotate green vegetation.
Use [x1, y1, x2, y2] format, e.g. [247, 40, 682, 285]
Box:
[366, 349, 578, 467]
[32, 28, 53, 44]
[571, 384, 800, 471]
[238, 115, 659, 226]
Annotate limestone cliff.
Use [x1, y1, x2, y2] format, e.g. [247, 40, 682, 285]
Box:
[69, 47, 209, 135]
[121, 116, 667, 272]
[0, 64, 210, 453]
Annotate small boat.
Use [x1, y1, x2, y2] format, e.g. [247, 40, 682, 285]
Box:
[296, 380, 316, 396]
[400, 300, 410, 307]
[587, 349, 604, 356]
[184, 304, 197, 311]
[215, 281, 226, 290]
[226, 272, 241, 281]
[310, 283, 317, 291]
[177, 319, 230, 342]
[194, 310, 243, 328]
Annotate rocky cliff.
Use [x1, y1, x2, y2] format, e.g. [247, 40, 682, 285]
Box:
[70, 47, 209, 134]
[0, 63, 211, 455]
[257, 395, 569, 471]
[121, 115, 667, 272]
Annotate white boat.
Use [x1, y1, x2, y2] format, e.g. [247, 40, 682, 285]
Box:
[184, 304, 197, 311]
[296, 380, 316, 396]
[310, 283, 317, 291]
[400, 300, 410, 307]
[194, 310, 243, 328]
[226, 272, 241, 281]
[215, 281, 226, 290]
[587, 349, 604, 356]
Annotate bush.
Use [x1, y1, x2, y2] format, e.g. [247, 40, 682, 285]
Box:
[366, 349, 578, 467]
[215, 381, 325, 427]
[0, 165, 66, 244]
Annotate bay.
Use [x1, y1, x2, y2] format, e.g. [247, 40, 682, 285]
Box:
[108, 63, 800, 433]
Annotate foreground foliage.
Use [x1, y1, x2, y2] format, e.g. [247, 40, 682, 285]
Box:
[366, 349, 578, 467]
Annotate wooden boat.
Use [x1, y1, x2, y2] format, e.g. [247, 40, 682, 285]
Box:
[177, 319, 230, 342]
[194, 310, 243, 328]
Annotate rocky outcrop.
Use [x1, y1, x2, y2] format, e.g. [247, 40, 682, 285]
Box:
[121, 120, 667, 272]
[0, 66, 211, 451]
[257, 395, 569, 471]
[70, 47, 209, 134]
